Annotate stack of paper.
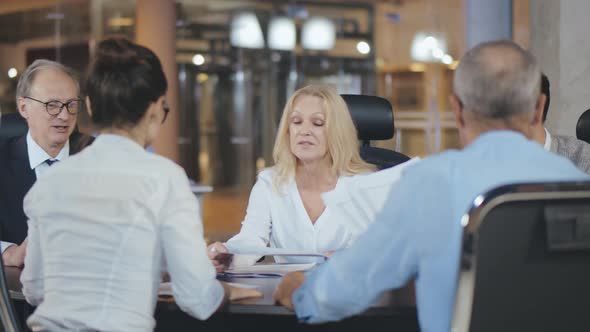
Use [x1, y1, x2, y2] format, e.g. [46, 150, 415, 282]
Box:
[225, 262, 316, 275]
[227, 246, 328, 260]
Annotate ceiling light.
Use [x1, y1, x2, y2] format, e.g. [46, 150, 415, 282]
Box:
[356, 41, 371, 55]
[268, 17, 296, 51]
[301, 17, 335, 51]
[442, 54, 453, 65]
[230, 12, 265, 49]
[7, 68, 17, 79]
[411, 32, 448, 63]
[192, 54, 205, 66]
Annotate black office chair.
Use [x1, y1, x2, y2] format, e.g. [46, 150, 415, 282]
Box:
[341, 94, 410, 170]
[453, 181, 590, 332]
[0, 112, 28, 140]
[576, 109, 590, 144]
[0, 257, 22, 332]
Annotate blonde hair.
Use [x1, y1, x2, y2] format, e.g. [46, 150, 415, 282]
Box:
[271, 85, 375, 189]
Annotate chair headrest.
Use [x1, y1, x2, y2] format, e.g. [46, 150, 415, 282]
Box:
[0, 112, 28, 139]
[341, 94, 394, 142]
[576, 109, 590, 144]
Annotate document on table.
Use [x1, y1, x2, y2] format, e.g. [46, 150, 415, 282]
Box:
[227, 246, 328, 260]
[225, 262, 317, 275]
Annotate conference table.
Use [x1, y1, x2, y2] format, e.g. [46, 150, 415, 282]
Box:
[5, 266, 418, 332]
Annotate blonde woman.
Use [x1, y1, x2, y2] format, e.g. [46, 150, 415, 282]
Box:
[208, 85, 375, 271]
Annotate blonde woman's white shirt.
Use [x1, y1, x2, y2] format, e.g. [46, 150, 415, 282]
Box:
[21, 134, 224, 332]
[321, 157, 421, 226]
[225, 159, 419, 267]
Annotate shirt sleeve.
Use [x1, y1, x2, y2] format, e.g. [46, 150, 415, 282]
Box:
[292, 166, 451, 324]
[159, 167, 225, 320]
[20, 218, 44, 306]
[224, 176, 273, 266]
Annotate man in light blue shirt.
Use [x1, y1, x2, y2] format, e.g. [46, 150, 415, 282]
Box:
[273, 40, 590, 331]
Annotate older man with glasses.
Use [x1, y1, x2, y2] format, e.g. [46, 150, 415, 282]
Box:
[0, 59, 91, 267]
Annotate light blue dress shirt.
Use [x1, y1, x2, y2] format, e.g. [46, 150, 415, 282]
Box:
[292, 131, 589, 332]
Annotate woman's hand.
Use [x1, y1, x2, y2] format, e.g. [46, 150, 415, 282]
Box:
[207, 242, 233, 272]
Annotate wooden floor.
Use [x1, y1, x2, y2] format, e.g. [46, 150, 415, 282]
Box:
[201, 188, 250, 244]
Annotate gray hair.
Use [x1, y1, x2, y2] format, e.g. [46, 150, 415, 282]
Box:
[453, 40, 540, 119]
[16, 59, 80, 105]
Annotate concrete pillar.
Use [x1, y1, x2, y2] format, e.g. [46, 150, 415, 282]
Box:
[530, 0, 590, 136]
[465, 0, 512, 49]
[135, 0, 179, 163]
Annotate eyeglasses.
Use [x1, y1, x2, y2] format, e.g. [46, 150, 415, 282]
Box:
[162, 102, 170, 124]
[24, 96, 81, 116]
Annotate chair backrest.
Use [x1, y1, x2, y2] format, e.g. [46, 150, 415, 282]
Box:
[576, 109, 590, 144]
[0, 253, 22, 332]
[0, 112, 28, 140]
[453, 181, 590, 332]
[341, 94, 410, 169]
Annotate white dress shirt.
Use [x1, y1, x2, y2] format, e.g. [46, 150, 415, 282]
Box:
[543, 127, 552, 151]
[225, 168, 382, 266]
[21, 134, 224, 332]
[26, 130, 70, 178]
[0, 132, 69, 253]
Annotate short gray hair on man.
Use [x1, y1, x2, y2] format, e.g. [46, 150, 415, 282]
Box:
[15, 59, 80, 105]
[453, 40, 541, 119]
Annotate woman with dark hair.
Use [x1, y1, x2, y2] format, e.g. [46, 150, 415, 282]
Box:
[20, 37, 259, 332]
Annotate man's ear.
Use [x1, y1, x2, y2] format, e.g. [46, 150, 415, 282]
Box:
[85, 96, 93, 117]
[531, 93, 546, 127]
[449, 94, 465, 129]
[17, 97, 28, 120]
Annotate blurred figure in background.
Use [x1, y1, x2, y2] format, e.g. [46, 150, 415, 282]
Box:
[208, 85, 375, 271]
[21, 37, 259, 332]
[531, 73, 590, 173]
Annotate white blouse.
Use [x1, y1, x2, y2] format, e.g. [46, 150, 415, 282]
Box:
[225, 168, 374, 266]
[21, 134, 224, 332]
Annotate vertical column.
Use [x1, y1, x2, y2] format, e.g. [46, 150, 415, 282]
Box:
[135, 0, 180, 163]
[465, 0, 512, 49]
[530, 0, 590, 136]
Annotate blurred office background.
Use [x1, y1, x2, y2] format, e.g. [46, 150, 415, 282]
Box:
[1, 0, 588, 242]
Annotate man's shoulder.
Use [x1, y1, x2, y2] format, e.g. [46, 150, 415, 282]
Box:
[553, 135, 590, 149]
[552, 135, 590, 172]
[551, 135, 590, 157]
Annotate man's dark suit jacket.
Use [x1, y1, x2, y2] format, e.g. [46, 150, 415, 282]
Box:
[0, 133, 92, 244]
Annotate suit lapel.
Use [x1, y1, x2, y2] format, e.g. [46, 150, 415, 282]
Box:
[10, 135, 36, 190]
